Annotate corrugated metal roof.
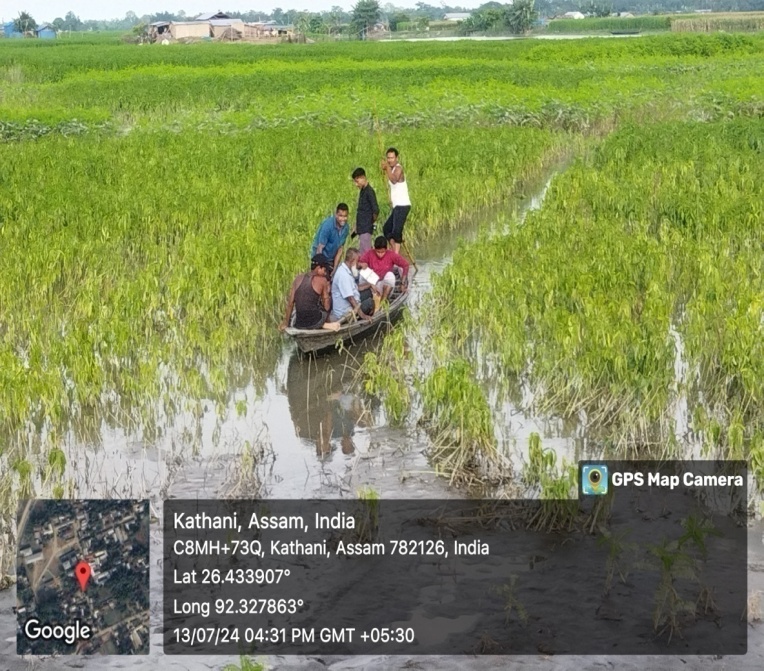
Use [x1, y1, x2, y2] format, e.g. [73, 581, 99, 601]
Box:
[210, 19, 243, 26]
[195, 12, 229, 21]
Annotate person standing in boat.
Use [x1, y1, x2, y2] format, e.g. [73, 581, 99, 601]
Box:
[310, 203, 350, 276]
[351, 167, 379, 255]
[330, 248, 375, 323]
[359, 236, 410, 303]
[380, 147, 411, 255]
[279, 254, 340, 332]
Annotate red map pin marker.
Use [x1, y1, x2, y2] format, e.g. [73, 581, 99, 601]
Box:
[75, 561, 92, 591]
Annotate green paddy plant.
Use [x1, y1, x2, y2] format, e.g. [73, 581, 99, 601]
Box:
[427, 119, 764, 462]
[362, 322, 412, 426]
[523, 432, 555, 489]
[494, 575, 528, 627]
[638, 515, 722, 642]
[523, 433, 580, 528]
[597, 529, 637, 596]
[646, 537, 699, 642]
[353, 486, 380, 543]
[3, 34, 764, 137]
[420, 359, 502, 486]
[750, 432, 764, 494]
[222, 656, 265, 671]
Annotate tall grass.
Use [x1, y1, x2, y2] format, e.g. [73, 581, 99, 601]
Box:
[672, 13, 764, 33]
[547, 16, 672, 33]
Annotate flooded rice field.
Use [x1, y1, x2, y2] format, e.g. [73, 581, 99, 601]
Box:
[2, 166, 762, 671]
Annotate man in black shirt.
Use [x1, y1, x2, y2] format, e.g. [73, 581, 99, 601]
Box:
[351, 167, 379, 255]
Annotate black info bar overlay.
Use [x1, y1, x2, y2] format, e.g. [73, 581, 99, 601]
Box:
[164, 461, 748, 655]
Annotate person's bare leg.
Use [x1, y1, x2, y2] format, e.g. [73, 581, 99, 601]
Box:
[381, 284, 393, 301]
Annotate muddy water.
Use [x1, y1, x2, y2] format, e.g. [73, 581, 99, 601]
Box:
[2, 166, 762, 670]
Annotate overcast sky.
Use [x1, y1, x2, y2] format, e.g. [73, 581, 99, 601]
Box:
[2, 1, 485, 22]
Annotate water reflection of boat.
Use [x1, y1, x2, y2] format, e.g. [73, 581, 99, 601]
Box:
[285, 353, 371, 459]
[285, 288, 409, 355]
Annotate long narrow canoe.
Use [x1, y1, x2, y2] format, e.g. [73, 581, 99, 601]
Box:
[285, 289, 410, 354]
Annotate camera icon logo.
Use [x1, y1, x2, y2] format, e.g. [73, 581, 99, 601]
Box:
[582, 465, 608, 496]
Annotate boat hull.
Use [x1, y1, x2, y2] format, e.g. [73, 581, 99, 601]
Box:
[285, 291, 409, 354]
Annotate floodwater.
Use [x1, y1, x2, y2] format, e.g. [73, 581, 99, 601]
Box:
[1, 163, 762, 670]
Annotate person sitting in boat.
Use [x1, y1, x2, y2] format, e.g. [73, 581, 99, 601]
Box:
[279, 254, 340, 332]
[310, 203, 350, 277]
[358, 236, 410, 302]
[330, 248, 375, 323]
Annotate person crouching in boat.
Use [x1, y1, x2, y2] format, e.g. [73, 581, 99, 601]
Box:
[358, 236, 410, 303]
[279, 254, 340, 332]
[330, 248, 375, 324]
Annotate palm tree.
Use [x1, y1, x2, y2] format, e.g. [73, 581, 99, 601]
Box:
[506, 0, 537, 35]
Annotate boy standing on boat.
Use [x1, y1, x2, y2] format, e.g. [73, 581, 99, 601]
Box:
[380, 147, 411, 255]
[310, 203, 350, 276]
[351, 167, 379, 255]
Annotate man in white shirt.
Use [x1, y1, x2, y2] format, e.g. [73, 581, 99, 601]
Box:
[380, 147, 411, 255]
[330, 248, 374, 322]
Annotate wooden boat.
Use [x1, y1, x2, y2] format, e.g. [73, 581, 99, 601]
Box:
[285, 288, 410, 354]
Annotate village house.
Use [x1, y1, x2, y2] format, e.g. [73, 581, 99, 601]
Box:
[194, 11, 230, 21]
[35, 24, 56, 39]
[146, 10, 297, 43]
[148, 20, 170, 40]
[243, 21, 294, 39]
[2, 22, 23, 38]
[169, 21, 211, 40]
[210, 18, 245, 39]
[444, 13, 471, 22]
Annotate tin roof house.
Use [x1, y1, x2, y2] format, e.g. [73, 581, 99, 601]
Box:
[3, 21, 23, 38]
[194, 11, 230, 21]
[36, 24, 56, 39]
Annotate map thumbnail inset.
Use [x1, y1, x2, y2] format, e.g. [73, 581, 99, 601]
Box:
[17, 499, 150, 655]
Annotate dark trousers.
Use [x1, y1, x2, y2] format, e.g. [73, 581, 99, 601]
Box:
[359, 288, 375, 316]
[383, 206, 411, 244]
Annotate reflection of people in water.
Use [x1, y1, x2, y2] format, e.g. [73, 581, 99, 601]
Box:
[286, 355, 369, 459]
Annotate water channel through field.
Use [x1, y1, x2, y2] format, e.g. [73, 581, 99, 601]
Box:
[1, 164, 762, 671]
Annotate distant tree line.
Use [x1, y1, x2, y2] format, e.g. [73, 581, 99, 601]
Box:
[14, 0, 764, 36]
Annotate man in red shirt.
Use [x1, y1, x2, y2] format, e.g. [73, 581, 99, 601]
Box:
[358, 236, 410, 302]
